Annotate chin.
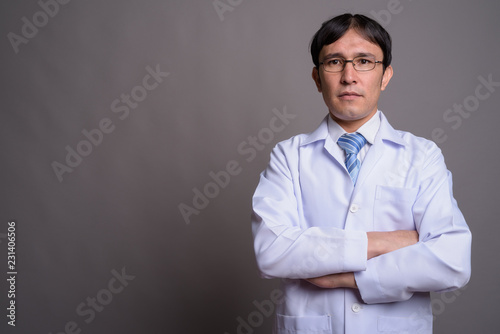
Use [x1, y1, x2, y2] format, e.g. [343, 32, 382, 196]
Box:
[330, 110, 374, 124]
[331, 109, 362, 120]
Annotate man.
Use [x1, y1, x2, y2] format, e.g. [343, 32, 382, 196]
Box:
[251, 13, 471, 334]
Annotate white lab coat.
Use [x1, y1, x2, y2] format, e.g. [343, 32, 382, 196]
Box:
[252, 112, 471, 334]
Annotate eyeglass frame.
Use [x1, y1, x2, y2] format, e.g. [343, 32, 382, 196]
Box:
[319, 55, 383, 73]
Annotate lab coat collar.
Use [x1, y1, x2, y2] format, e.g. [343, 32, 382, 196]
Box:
[378, 112, 407, 147]
[300, 115, 330, 147]
[300, 111, 407, 148]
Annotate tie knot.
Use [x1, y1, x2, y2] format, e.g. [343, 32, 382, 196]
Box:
[338, 133, 366, 155]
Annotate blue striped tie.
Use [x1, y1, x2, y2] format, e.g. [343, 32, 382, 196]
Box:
[338, 133, 367, 184]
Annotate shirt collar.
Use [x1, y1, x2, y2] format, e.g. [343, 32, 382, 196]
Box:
[327, 110, 381, 144]
[300, 110, 407, 148]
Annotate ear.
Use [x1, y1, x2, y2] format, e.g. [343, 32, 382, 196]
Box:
[380, 65, 393, 91]
[312, 67, 322, 92]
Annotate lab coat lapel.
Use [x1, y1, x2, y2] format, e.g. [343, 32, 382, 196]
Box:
[302, 115, 346, 169]
[324, 134, 346, 169]
[353, 113, 406, 195]
[353, 134, 385, 193]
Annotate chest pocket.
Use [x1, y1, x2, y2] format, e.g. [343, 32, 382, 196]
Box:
[276, 314, 332, 334]
[374, 185, 418, 230]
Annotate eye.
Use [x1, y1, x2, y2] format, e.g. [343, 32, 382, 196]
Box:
[357, 58, 374, 65]
[325, 58, 343, 66]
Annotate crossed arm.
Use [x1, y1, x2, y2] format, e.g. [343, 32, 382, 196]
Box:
[306, 230, 419, 289]
[253, 141, 471, 302]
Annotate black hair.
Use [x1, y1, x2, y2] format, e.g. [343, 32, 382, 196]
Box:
[310, 13, 392, 71]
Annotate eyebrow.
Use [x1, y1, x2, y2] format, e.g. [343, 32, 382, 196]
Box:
[322, 52, 376, 60]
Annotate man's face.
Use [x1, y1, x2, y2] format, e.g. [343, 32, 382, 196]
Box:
[312, 29, 393, 132]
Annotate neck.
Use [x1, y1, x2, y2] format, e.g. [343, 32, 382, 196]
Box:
[329, 110, 377, 133]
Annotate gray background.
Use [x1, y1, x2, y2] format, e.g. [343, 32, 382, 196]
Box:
[0, 0, 499, 333]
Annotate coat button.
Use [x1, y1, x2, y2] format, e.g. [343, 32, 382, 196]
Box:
[349, 204, 359, 213]
[351, 303, 361, 313]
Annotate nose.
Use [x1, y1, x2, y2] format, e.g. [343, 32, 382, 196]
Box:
[341, 61, 357, 84]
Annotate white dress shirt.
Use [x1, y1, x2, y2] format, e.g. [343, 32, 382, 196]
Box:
[328, 109, 381, 163]
[252, 111, 471, 334]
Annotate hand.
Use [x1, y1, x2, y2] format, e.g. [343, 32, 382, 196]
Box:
[306, 272, 358, 289]
[305, 230, 418, 289]
[367, 230, 419, 259]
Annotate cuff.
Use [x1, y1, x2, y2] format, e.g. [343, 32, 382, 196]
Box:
[354, 258, 386, 304]
[342, 230, 368, 272]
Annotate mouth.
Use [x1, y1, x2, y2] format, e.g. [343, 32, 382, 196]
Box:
[338, 91, 362, 100]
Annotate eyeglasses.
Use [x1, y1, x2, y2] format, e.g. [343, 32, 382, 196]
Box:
[319, 56, 383, 73]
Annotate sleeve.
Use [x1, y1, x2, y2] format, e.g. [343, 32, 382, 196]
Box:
[252, 141, 368, 280]
[354, 142, 472, 304]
